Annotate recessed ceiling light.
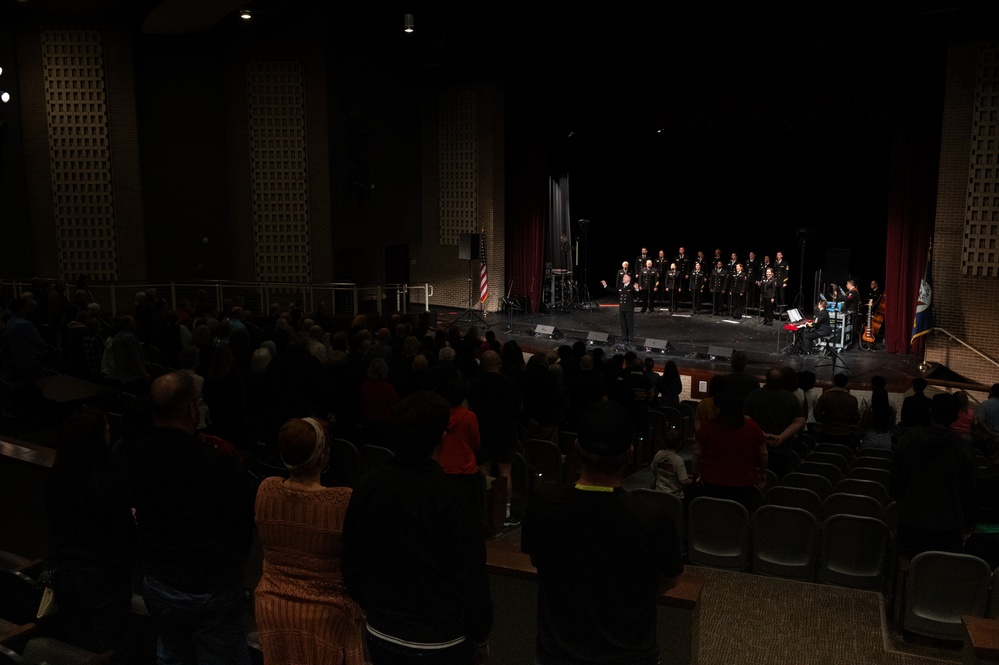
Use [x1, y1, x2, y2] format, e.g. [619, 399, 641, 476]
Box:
[239, 8, 252, 19]
[403, 13, 414, 33]
[1, 92, 11, 104]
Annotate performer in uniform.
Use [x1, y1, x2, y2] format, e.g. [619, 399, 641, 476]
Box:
[801, 299, 832, 353]
[615, 261, 631, 290]
[635, 248, 651, 273]
[638, 260, 658, 313]
[663, 263, 678, 313]
[842, 279, 860, 316]
[674, 248, 691, 306]
[745, 251, 761, 310]
[865, 280, 882, 306]
[727, 252, 739, 272]
[709, 261, 729, 317]
[773, 251, 789, 309]
[760, 267, 777, 326]
[689, 262, 706, 315]
[654, 251, 669, 304]
[729, 263, 748, 319]
[600, 273, 640, 343]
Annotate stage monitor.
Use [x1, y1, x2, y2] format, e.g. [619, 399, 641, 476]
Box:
[643, 338, 673, 353]
[586, 331, 610, 344]
[707, 345, 733, 361]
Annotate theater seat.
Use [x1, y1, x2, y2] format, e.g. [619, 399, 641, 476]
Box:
[903, 551, 992, 641]
[687, 497, 750, 571]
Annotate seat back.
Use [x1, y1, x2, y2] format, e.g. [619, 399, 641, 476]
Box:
[323, 438, 365, 488]
[360, 445, 395, 474]
[813, 442, 854, 462]
[687, 497, 751, 571]
[847, 466, 890, 489]
[819, 515, 891, 590]
[752, 505, 818, 581]
[0, 571, 41, 626]
[857, 447, 894, 460]
[904, 551, 993, 640]
[781, 472, 834, 500]
[833, 478, 890, 506]
[795, 461, 843, 486]
[629, 489, 684, 543]
[524, 439, 564, 486]
[766, 486, 823, 520]
[764, 469, 780, 493]
[805, 451, 849, 472]
[850, 456, 892, 471]
[822, 492, 884, 521]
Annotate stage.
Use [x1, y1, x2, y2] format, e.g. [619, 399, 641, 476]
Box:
[432, 296, 921, 392]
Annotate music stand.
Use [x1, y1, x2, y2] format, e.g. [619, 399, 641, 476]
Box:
[500, 281, 522, 332]
[576, 219, 598, 310]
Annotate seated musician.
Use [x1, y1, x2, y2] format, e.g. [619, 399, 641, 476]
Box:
[801, 300, 832, 354]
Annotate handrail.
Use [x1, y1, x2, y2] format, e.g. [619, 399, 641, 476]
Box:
[928, 328, 999, 370]
[1, 279, 434, 316]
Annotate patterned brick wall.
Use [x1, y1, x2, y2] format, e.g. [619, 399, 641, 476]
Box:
[926, 42, 999, 383]
[411, 84, 505, 313]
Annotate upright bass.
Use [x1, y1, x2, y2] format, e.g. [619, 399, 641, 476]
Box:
[861, 292, 886, 350]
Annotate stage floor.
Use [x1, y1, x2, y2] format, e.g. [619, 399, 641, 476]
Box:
[432, 297, 921, 391]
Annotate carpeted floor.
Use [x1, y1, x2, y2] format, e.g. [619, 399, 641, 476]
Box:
[686, 566, 957, 665]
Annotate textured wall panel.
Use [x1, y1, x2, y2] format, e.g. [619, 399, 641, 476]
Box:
[247, 60, 311, 283]
[41, 28, 118, 281]
[963, 44, 999, 277]
[439, 87, 477, 245]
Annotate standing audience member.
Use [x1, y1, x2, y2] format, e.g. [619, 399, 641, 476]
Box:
[342, 392, 493, 665]
[126, 372, 255, 665]
[797, 371, 820, 428]
[521, 401, 683, 665]
[860, 387, 896, 449]
[951, 390, 977, 442]
[693, 392, 770, 511]
[255, 418, 364, 665]
[438, 377, 485, 519]
[976, 384, 999, 438]
[46, 406, 135, 656]
[900, 377, 933, 429]
[5, 297, 47, 382]
[468, 350, 522, 524]
[743, 367, 805, 478]
[891, 393, 976, 558]
[725, 350, 760, 406]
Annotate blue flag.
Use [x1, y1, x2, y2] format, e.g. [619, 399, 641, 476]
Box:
[910, 241, 932, 345]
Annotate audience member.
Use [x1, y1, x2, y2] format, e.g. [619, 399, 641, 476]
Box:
[5, 297, 47, 382]
[650, 432, 690, 500]
[976, 383, 999, 438]
[725, 350, 760, 405]
[522, 401, 683, 665]
[438, 377, 485, 519]
[891, 393, 976, 558]
[45, 406, 135, 655]
[255, 418, 364, 665]
[951, 390, 976, 442]
[743, 367, 805, 477]
[694, 375, 726, 432]
[468, 350, 522, 524]
[797, 371, 819, 427]
[900, 377, 933, 428]
[693, 391, 770, 511]
[342, 392, 493, 665]
[126, 372, 255, 665]
[860, 387, 895, 449]
[813, 373, 859, 444]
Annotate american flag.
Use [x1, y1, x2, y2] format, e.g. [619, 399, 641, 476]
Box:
[479, 230, 488, 303]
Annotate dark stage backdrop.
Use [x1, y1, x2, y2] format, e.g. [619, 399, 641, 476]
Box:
[565, 123, 891, 314]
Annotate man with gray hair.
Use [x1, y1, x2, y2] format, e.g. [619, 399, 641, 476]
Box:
[126, 372, 255, 665]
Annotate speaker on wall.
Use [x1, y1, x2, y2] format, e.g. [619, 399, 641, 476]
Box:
[824, 248, 850, 286]
[458, 233, 480, 261]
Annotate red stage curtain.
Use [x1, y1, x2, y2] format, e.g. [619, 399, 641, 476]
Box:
[506, 137, 547, 314]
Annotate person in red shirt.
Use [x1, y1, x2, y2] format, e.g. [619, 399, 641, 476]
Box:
[439, 377, 484, 520]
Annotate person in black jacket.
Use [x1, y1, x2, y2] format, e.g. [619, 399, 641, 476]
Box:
[342, 392, 493, 665]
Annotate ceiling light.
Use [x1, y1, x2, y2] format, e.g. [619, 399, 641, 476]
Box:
[1, 92, 10, 104]
[239, 7, 252, 19]
[403, 13, 414, 33]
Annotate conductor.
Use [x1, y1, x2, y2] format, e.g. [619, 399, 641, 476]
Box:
[601, 273, 640, 343]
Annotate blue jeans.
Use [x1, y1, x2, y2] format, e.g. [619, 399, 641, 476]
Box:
[143, 575, 250, 665]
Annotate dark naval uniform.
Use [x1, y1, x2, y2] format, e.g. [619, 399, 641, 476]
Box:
[802, 306, 832, 352]
[761, 276, 777, 325]
[638, 265, 658, 313]
[729, 269, 748, 319]
[674, 254, 692, 302]
[744, 256, 762, 311]
[654, 255, 669, 303]
[608, 281, 641, 342]
[663, 268, 679, 312]
[709, 265, 730, 316]
[774, 259, 790, 308]
[689, 268, 706, 314]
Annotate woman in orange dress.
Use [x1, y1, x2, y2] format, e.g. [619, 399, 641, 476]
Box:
[254, 418, 364, 665]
